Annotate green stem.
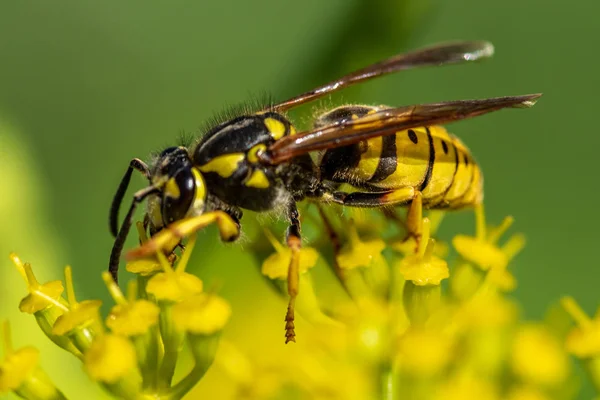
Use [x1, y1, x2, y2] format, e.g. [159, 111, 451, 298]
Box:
[14, 368, 68, 400]
[379, 362, 397, 400]
[164, 334, 221, 400]
[157, 305, 184, 389]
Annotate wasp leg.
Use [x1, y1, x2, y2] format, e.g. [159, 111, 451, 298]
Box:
[331, 187, 424, 245]
[331, 186, 415, 208]
[315, 204, 350, 294]
[110, 158, 151, 237]
[109, 185, 160, 283]
[125, 210, 241, 260]
[284, 201, 301, 344]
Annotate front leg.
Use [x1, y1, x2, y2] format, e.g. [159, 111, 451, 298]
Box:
[284, 201, 301, 344]
[126, 210, 240, 260]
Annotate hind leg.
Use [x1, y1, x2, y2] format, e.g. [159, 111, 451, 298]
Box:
[329, 187, 425, 248]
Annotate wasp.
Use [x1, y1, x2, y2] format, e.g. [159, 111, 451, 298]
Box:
[109, 41, 541, 343]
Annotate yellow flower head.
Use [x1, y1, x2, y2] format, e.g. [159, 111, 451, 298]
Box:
[145, 234, 204, 302]
[125, 259, 163, 276]
[9, 253, 65, 314]
[455, 292, 518, 330]
[336, 221, 386, 270]
[452, 205, 524, 273]
[435, 373, 499, 400]
[511, 324, 569, 386]
[102, 273, 160, 336]
[84, 334, 137, 383]
[52, 267, 102, 336]
[396, 327, 454, 376]
[125, 221, 166, 276]
[0, 321, 39, 393]
[507, 386, 550, 400]
[398, 218, 449, 286]
[172, 293, 231, 335]
[261, 229, 319, 279]
[562, 296, 600, 358]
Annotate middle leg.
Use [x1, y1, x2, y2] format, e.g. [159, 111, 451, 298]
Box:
[284, 201, 302, 344]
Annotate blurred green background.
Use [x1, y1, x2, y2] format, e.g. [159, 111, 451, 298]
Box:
[0, 0, 598, 398]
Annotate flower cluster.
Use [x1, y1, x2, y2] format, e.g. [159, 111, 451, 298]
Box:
[223, 203, 598, 400]
[2, 226, 230, 400]
[2, 205, 599, 399]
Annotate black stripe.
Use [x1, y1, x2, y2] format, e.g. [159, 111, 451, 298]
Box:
[369, 134, 397, 182]
[419, 127, 436, 191]
[429, 139, 460, 208]
[443, 140, 460, 195]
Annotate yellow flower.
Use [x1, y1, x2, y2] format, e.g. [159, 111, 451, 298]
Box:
[452, 205, 524, 272]
[396, 327, 454, 376]
[336, 222, 386, 270]
[511, 324, 569, 386]
[172, 293, 232, 335]
[0, 340, 39, 393]
[562, 296, 600, 358]
[10, 253, 65, 314]
[51, 267, 102, 337]
[145, 234, 204, 302]
[507, 386, 550, 400]
[0, 321, 64, 398]
[84, 334, 138, 384]
[434, 373, 499, 400]
[102, 273, 160, 336]
[397, 218, 449, 286]
[261, 228, 319, 279]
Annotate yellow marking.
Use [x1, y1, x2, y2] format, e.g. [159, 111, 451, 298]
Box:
[374, 128, 429, 190]
[147, 195, 164, 229]
[354, 136, 383, 181]
[165, 178, 180, 199]
[351, 114, 359, 120]
[289, 125, 297, 135]
[191, 168, 207, 210]
[367, 109, 377, 115]
[264, 117, 286, 140]
[245, 169, 270, 189]
[422, 126, 458, 199]
[199, 153, 245, 178]
[382, 186, 415, 205]
[247, 144, 267, 163]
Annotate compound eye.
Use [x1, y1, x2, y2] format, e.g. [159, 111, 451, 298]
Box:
[162, 168, 196, 224]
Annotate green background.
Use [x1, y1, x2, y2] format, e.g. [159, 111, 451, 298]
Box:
[0, 0, 597, 398]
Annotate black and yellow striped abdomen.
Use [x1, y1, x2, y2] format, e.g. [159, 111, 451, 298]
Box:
[316, 106, 483, 209]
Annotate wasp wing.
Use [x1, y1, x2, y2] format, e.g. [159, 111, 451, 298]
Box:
[269, 41, 495, 112]
[261, 94, 541, 165]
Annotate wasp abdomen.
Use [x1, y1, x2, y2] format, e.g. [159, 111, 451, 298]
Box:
[316, 106, 483, 209]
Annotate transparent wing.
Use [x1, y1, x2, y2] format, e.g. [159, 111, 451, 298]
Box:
[270, 41, 495, 112]
[260, 94, 542, 165]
